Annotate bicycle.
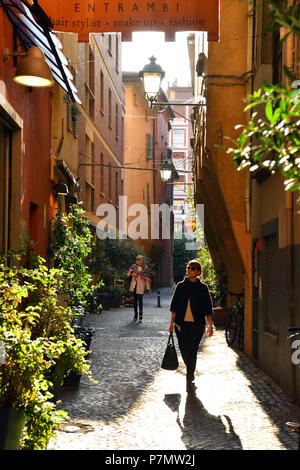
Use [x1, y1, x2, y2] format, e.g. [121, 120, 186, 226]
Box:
[286, 327, 300, 450]
[225, 291, 245, 350]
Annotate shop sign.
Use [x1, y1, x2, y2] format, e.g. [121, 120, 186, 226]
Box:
[38, 0, 219, 41]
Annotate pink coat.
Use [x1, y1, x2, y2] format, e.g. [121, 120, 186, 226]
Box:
[127, 265, 151, 295]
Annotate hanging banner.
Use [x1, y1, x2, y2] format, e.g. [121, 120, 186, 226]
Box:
[38, 0, 219, 41]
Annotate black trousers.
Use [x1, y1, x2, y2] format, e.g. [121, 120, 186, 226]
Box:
[175, 323, 205, 383]
[133, 287, 143, 317]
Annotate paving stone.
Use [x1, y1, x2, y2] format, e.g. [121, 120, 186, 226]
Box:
[48, 287, 300, 450]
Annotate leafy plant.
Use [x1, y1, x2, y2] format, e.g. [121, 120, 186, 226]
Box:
[224, 0, 300, 192]
[48, 206, 100, 318]
[225, 82, 300, 191]
[196, 244, 218, 296]
[265, 0, 300, 39]
[88, 237, 153, 290]
[0, 253, 92, 449]
[173, 237, 196, 283]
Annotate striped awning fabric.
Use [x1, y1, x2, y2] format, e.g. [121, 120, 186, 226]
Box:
[1, 0, 80, 103]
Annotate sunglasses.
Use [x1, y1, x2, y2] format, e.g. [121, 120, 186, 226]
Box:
[187, 266, 197, 271]
[136, 258, 141, 261]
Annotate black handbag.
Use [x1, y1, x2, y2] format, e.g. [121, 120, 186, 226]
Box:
[161, 333, 179, 370]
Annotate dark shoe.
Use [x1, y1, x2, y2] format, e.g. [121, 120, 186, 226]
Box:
[134, 314, 138, 321]
[186, 381, 197, 393]
[139, 317, 143, 323]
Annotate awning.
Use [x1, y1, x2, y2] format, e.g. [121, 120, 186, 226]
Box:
[83, 209, 127, 239]
[1, 0, 80, 103]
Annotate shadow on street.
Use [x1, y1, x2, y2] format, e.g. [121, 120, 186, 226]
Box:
[56, 287, 174, 422]
[164, 393, 243, 450]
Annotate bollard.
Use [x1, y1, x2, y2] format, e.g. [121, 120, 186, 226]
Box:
[157, 290, 161, 308]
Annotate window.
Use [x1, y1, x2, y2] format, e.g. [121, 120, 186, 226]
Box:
[67, 69, 79, 138]
[85, 182, 94, 212]
[85, 46, 95, 118]
[88, 48, 95, 118]
[115, 35, 119, 72]
[100, 153, 104, 193]
[100, 70, 104, 115]
[115, 171, 118, 205]
[115, 104, 119, 140]
[108, 163, 112, 199]
[173, 129, 185, 146]
[108, 89, 112, 129]
[67, 101, 72, 132]
[161, 115, 164, 137]
[146, 183, 150, 212]
[108, 34, 112, 55]
[145, 133, 153, 160]
[29, 202, 39, 244]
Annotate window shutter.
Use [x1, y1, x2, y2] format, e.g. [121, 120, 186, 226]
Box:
[67, 102, 72, 132]
[146, 133, 153, 160]
[74, 116, 78, 139]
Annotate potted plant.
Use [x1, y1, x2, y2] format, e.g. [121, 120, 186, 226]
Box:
[212, 265, 231, 325]
[196, 247, 231, 326]
[62, 323, 95, 387]
[0, 252, 92, 449]
[48, 206, 101, 353]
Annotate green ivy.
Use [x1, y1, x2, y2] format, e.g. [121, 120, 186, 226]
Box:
[48, 206, 101, 317]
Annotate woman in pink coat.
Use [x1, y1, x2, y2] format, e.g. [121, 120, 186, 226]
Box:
[127, 255, 151, 322]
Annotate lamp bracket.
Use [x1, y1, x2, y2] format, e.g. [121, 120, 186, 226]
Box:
[2, 48, 26, 61]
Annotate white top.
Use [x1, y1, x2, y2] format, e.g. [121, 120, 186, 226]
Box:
[184, 298, 195, 322]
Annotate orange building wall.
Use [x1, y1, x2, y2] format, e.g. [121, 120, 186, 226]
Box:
[0, 8, 52, 259]
[202, 0, 253, 355]
[123, 79, 155, 257]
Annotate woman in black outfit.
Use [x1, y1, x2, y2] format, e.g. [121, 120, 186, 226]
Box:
[169, 259, 214, 393]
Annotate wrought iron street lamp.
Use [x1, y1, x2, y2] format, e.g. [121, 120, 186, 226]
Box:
[139, 56, 205, 110]
[139, 55, 165, 105]
[159, 159, 173, 182]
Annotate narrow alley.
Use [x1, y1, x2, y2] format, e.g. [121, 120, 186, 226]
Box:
[48, 288, 300, 451]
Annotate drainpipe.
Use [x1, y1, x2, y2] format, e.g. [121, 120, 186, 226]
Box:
[152, 117, 156, 205]
[243, 0, 256, 356]
[246, 0, 256, 236]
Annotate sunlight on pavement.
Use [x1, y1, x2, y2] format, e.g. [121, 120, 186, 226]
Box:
[49, 312, 300, 451]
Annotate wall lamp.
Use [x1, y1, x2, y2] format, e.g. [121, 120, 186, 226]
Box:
[139, 56, 205, 110]
[54, 183, 69, 196]
[3, 46, 54, 88]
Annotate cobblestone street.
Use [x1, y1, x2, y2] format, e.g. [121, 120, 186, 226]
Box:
[48, 287, 300, 451]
